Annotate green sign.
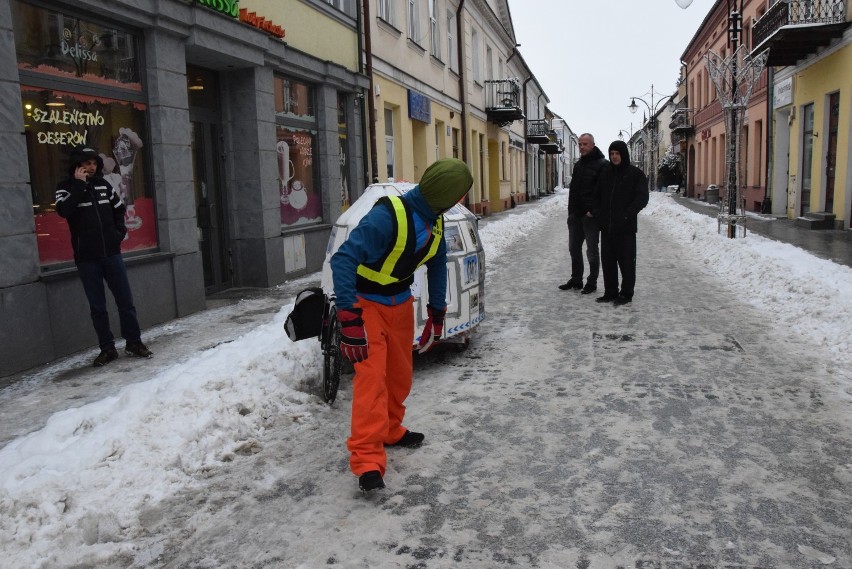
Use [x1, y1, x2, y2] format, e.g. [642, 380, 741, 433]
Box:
[195, 0, 239, 18]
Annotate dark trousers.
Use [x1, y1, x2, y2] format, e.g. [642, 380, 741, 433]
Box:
[567, 214, 600, 283]
[601, 231, 637, 298]
[77, 255, 141, 350]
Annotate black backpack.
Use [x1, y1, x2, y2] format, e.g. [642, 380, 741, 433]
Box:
[284, 287, 325, 341]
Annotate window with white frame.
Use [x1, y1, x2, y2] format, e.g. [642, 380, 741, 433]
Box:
[429, 0, 440, 58]
[378, 0, 393, 24]
[324, 0, 355, 16]
[408, 0, 420, 42]
[471, 28, 480, 82]
[447, 10, 457, 72]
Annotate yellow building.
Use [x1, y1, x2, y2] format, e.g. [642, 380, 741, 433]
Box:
[754, 0, 851, 228]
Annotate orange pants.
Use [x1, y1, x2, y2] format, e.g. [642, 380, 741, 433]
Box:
[347, 296, 414, 476]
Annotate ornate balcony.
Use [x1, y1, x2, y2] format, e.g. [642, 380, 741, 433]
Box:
[484, 79, 524, 126]
[752, 0, 850, 66]
[669, 108, 695, 135]
[539, 136, 563, 154]
[527, 119, 551, 144]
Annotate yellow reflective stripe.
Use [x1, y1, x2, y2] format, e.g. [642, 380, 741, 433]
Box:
[380, 197, 409, 274]
[356, 196, 409, 285]
[425, 217, 443, 259]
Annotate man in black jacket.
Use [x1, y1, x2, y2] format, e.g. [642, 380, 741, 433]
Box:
[55, 146, 153, 366]
[594, 140, 649, 306]
[560, 133, 607, 294]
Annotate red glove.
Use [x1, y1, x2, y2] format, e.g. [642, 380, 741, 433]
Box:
[337, 308, 368, 362]
[417, 305, 446, 353]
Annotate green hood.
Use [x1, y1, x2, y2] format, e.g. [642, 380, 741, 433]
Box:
[418, 158, 473, 214]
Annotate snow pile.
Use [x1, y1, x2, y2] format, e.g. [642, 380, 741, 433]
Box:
[644, 193, 852, 366]
[0, 312, 322, 566]
[479, 190, 568, 262]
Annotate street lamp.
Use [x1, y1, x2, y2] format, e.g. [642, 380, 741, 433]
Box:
[628, 84, 666, 191]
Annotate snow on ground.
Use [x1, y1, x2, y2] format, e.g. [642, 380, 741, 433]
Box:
[0, 190, 850, 566]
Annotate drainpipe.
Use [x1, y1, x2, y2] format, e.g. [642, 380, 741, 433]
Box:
[362, 0, 379, 182]
[456, 0, 468, 163]
[763, 66, 774, 214]
[522, 76, 533, 200]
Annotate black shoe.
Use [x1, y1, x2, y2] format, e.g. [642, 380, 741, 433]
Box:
[613, 295, 633, 306]
[387, 430, 425, 448]
[581, 283, 597, 295]
[558, 278, 583, 291]
[93, 348, 119, 367]
[595, 294, 618, 303]
[125, 341, 153, 358]
[358, 470, 385, 492]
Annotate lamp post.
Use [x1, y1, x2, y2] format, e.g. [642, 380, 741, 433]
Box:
[628, 84, 666, 191]
[618, 127, 634, 160]
[677, 0, 749, 238]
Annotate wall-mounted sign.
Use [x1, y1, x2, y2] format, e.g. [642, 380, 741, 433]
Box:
[193, 1, 286, 38]
[774, 77, 793, 108]
[195, 0, 239, 18]
[408, 90, 431, 124]
[239, 9, 286, 38]
[701, 128, 711, 141]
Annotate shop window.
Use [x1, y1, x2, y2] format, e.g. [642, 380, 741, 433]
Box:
[275, 75, 321, 227]
[22, 88, 154, 264]
[12, 0, 140, 90]
[338, 92, 351, 209]
[14, 2, 153, 266]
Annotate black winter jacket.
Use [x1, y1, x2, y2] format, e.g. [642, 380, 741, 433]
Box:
[594, 142, 649, 234]
[55, 151, 127, 263]
[568, 146, 607, 217]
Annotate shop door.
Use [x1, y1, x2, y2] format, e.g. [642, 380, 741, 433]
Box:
[800, 103, 814, 216]
[825, 92, 839, 213]
[191, 115, 230, 293]
[188, 65, 230, 293]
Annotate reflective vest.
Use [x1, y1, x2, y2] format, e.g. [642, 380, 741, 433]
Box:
[356, 195, 443, 296]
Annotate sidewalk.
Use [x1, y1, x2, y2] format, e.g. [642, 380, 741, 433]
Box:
[673, 194, 852, 268]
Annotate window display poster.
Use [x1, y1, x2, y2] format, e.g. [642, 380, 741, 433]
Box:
[22, 87, 156, 264]
[277, 126, 322, 226]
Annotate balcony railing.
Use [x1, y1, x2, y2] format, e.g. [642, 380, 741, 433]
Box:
[485, 79, 524, 126]
[669, 108, 695, 133]
[527, 119, 551, 143]
[540, 137, 563, 154]
[753, 0, 850, 65]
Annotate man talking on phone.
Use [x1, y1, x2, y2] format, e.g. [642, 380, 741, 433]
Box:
[55, 146, 153, 367]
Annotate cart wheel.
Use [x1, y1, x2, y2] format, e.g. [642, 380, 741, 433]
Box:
[322, 309, 343, 405]
[454, 337, 471, 353]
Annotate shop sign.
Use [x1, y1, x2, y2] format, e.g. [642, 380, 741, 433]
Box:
[239, 9, 286, 38]
[700, 128, 711, 141]
[28, 106, 105, 146]
[774, 77, 793, 108]
[408, 90, 431, 124]
[193, 0, 285, 38]
[195, 0, 239, 17]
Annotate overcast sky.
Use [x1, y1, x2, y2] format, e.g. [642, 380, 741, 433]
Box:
[510, 0, 717, 151]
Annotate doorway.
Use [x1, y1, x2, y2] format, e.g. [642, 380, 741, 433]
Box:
[825, 92, 839, 213]
[188, 65, 231, 293]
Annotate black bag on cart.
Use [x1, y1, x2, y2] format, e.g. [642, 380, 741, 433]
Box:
[284, 287, 325, 341]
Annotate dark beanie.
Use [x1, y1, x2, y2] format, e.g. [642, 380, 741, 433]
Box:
[608, 140, 631, 167]
[69, 146, 99, 167]
[418, 158, 473, 214]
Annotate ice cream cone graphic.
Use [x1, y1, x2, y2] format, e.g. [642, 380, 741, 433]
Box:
[114, 127, 144, 230]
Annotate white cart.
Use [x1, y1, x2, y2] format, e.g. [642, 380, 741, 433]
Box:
[312, 182, 485, 403]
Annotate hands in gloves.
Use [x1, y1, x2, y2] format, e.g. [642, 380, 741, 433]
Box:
[417, 305, 446, 353]
[337, 308, 368, 362]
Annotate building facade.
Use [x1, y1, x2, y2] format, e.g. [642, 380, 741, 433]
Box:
[753, 0, 851, 227]
[1, 0, 368, 375]
[680, 0, 769, 209]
